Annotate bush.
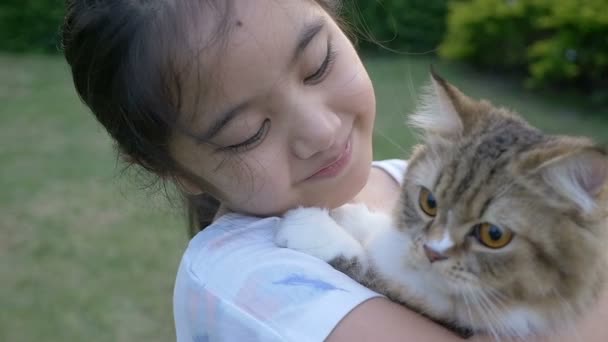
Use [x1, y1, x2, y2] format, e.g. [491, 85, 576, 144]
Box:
[440, 0, 608, 102]
[344, 0, 449, 53]
[0, 0, 64, 53]
[527, 1, 608, 91]
[439, 0, 538, 69]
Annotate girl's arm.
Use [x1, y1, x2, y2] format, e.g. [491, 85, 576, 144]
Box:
[327, 297, 467, 342]
[329, 287, 608, 342]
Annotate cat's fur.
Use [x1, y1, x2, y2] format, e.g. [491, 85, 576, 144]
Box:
[275, 72, 608, 339]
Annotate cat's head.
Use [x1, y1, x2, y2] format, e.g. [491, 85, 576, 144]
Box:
[398, 71, 608, 331]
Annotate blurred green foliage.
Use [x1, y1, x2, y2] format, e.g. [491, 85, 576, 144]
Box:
[440, 0, 608, 103]
[344, 0, 449, 52]
[0, 0, 64, 53]
[1, 0, 450, 54]
[3, 0, 606, 102]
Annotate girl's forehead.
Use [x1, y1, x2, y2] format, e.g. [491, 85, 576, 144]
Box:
[212, 0, 326, 65]
[183, 0, 324, 58]
[178, 0, 329, 119]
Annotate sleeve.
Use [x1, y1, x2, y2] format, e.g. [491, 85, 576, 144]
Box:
[371, 159, 408, 185]
[173, 214, 382, 342]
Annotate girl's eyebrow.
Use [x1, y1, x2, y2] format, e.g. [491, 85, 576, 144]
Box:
[200, 101, 250, 140]
[292, 17, 326, 64]
[201, 17, 326, 141]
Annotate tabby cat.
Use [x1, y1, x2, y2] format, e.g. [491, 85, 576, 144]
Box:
[275, 72, 608, 339]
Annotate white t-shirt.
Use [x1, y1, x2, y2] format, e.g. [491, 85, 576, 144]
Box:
[173, 159, 407, 342]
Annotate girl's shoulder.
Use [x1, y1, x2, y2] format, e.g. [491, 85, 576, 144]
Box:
[185, 213, 278, 263]
[174, 213, 381, 341]
[371, 159, 408, 185]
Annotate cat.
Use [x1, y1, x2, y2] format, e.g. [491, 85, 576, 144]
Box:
[275, 72, 608, 339]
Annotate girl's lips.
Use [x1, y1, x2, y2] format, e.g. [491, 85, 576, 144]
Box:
[307, 135, 352, 180]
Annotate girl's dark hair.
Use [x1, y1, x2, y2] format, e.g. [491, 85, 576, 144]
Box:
[62, 0, 342, 238]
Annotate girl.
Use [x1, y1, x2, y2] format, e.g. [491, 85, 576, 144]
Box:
[61, 0, 608, 341]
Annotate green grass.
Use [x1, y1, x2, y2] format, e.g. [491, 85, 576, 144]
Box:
[1, 54, 185, 341]
[1, 53, 607, 342]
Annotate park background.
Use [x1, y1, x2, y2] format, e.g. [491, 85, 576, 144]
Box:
[2, 0, 607, 341]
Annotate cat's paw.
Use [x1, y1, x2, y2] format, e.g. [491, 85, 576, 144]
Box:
[330, 203, 392, 242]
[330, 203, 373, 225]
[275, 207, 364, 262]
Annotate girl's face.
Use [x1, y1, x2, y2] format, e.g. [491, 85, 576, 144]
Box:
[170, 0, 376, 216]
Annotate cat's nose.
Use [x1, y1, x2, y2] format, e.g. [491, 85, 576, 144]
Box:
[423, 244, 448, 263]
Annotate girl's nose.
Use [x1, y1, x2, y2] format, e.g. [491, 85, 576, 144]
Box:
[291, 110, 341, 160]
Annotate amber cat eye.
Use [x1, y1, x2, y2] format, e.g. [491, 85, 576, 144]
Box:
[418, 187, 437, 217]
[473, 223, 513, 249]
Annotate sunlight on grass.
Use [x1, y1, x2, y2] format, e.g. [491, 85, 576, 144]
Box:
[1, 53, 607, 341]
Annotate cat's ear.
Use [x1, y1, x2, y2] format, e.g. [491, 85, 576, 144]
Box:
[517, 141, 608, 214]
[409, 69, 478, 141]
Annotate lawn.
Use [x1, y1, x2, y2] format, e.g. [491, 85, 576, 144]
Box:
[1, 53, 607, 342]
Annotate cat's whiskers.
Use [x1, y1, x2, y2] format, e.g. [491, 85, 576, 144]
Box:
[463, 285, 494, 340]
[477, 288, 522, 340]
[405, 61, 417, 111]
[465, 284, 503, 342]
[374, 129, 410, 155]
[478, 290, 511, 341]
[483, 286, 517, 337]
[473, 284, 517, 340]
[483, 287, 511, 321]
[460, 284, 476, 334]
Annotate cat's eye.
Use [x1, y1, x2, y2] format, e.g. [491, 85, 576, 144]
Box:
[418, 187, 437, 217]
[473, 223, 513, 249]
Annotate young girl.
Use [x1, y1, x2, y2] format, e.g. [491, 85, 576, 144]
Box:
[62, 0, 608, 341]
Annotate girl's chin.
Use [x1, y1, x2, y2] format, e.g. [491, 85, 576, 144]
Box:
[331, 166, 372, 209]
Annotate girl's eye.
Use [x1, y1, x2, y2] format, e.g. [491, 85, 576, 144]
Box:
[221, 119, 271, 153]
[304, 40, 336, 85]
[418, 187, 437, 217]
[473, 223, 514, 249]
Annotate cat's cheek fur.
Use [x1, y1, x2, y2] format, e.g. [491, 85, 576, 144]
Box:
[366, 229, 454, 318]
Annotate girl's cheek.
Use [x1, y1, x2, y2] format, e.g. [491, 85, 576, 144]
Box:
[326, 43, 374, 110]
[332, 65, 375, 119]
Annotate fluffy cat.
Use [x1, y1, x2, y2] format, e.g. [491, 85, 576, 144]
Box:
[275, 72, 608, 339]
